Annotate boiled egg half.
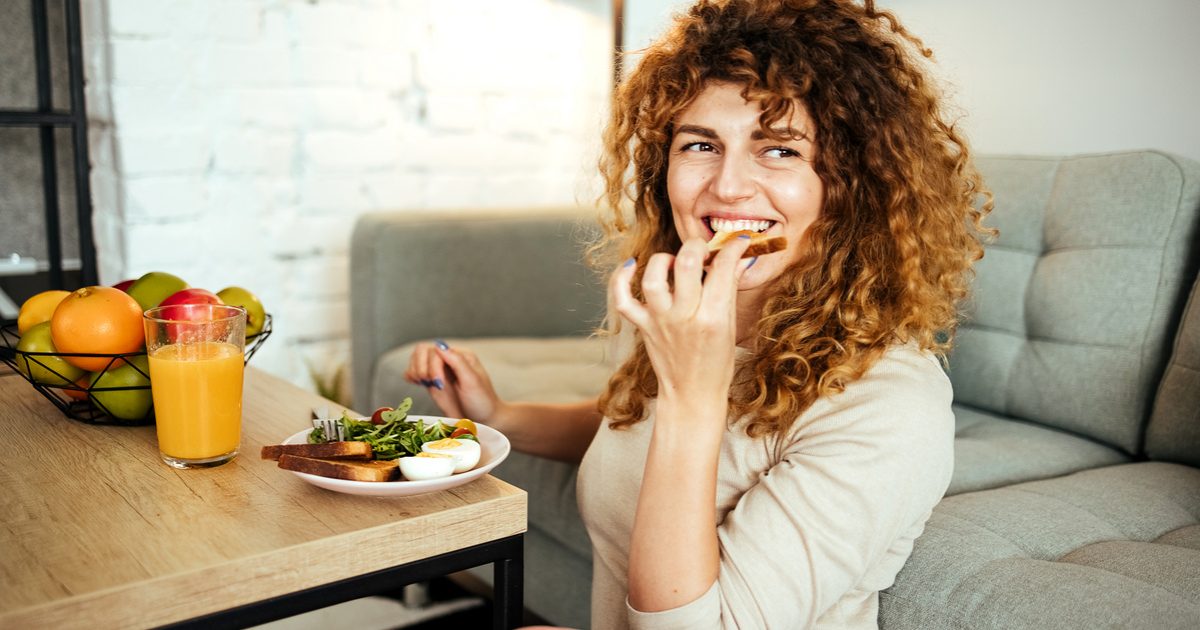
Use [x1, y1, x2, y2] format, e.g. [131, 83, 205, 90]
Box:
[397, 452, 455, 481]
[421, 437, 481, 474]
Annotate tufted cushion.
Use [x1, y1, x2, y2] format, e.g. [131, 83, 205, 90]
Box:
[1147, 273, 1200, 467]
[881, 462, 1200, 629]
[948, 404, 1129, 495]
[952, 152, 1200, 455]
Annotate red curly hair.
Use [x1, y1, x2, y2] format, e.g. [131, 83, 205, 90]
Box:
[595, 0, 994, 437]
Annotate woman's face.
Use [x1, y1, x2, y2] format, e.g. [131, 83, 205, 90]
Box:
[666, 81, 823, 292]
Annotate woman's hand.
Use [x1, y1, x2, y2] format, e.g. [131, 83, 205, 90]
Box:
[610, 235, 755, 408]
[615, 235, 754, 612]
[406, 342, 603, 462]
[404, 341, 508, 425]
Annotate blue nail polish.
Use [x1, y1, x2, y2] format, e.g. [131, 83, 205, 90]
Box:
[623, 257, 636, 268]
[746, 256, 759, 269]
[420, 379, 433, 387]
[433, 378, 444, 390]
[435, 339, 449, 350]
[738, 233, 752, 240]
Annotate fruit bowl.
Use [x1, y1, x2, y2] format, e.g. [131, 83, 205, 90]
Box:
[0, 314, 272, 426]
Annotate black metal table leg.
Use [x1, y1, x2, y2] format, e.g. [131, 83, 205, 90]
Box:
[493, 535, 524, 629]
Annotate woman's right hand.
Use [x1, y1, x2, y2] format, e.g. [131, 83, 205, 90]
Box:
[404, 341, 508, 425]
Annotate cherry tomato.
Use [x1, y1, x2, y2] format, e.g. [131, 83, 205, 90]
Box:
[370, 406, 392, 425]
[453, 418, 478, 437]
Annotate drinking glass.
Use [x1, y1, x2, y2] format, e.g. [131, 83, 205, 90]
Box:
[143, 304, 246, 469]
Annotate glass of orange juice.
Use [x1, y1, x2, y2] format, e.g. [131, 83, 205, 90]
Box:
[144, 303, 246, 469]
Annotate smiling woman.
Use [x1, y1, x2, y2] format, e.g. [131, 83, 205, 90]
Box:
[665, 81, 824, 295]
[403, 1, 993, 629]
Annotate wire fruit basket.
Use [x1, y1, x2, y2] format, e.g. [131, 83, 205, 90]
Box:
[0, 314, 272, 426]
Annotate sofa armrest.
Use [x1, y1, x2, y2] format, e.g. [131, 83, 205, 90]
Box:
[349, 208, 606, 409]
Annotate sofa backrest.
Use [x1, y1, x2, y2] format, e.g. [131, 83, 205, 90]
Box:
[349, 208, 607, 410]
[1146, 271, 1200, 466]
[949, 151, 1200, 454]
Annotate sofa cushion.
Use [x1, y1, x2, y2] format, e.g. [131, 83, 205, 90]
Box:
[949, 404, 1130, 495]
[880, 462, 1200, 629]
[952, 152, 1200, 454]
[350, 209, 607, 409]
[1148, 273, 1200, 467]
[370, 336, 610, 561]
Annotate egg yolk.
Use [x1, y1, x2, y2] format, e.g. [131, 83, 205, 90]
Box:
[416, 452, 452, 458]
[425, 438, 462, 449]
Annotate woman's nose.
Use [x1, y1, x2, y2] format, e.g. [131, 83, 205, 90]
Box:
[710, 155, 755, 202]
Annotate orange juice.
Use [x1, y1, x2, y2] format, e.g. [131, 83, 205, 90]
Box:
[148, 341, 244, 460]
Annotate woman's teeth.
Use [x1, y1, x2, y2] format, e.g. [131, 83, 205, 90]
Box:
[708, 217, 772, 234]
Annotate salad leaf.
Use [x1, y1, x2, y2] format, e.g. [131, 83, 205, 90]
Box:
[306, 398, 476, 460]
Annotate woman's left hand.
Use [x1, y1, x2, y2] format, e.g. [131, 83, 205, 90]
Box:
[610, 235, 755, 411]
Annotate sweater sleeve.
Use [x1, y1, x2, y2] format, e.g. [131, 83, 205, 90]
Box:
[626, 347, 955, 630]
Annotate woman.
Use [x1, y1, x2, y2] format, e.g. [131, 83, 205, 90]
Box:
[406, 0, 991, 627]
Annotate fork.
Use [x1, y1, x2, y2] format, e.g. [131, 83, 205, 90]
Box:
[310, 406, 346, 441]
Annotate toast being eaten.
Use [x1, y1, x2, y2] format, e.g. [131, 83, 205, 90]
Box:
[704, 230, 788, 264]
[261, 441, 373, 461]
[278, 454, 400, 482]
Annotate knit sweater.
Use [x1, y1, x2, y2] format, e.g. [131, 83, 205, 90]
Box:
[576, 343, 954, 629]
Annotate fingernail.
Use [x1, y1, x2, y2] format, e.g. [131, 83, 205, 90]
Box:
[433, 378, 444, 390]
[420, 379, 433, 387]
[746, 256, 758, 269]
[435, 339, 450, 350]
[738, 233, 751, 240]
[623, 257, 636, 268]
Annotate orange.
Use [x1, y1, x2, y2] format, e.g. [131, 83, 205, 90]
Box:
[50, 286, 146, 372]
[17, 290, 70, 334]
[62, 374, 92, 401]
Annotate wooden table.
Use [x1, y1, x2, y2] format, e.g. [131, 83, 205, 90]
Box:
[0, 367, 527, 629]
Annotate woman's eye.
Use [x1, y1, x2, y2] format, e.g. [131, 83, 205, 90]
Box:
[764, 147, 800, 159]
[680, 141, 716, 153]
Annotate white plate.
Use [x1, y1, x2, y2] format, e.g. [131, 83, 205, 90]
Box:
[280, 416, 510, 497]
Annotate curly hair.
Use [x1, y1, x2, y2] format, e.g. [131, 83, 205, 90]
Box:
[594, 0, 994, 438]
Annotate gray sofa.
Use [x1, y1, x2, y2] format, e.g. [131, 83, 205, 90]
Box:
[350, 150, 1200, 629]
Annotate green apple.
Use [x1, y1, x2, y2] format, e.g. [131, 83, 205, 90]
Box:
[216, 286, 266, 336]
[127, 271, 188, 311]
[89, 355, 153, 421]
[16, 322, 86, 385]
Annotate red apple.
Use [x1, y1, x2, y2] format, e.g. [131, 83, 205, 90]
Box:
[112, 279, 135, 292]
[160, 288, 224, 308]
[150, 301, 242, 345]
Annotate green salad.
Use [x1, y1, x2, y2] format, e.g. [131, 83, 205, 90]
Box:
[308, 397, 477, 460]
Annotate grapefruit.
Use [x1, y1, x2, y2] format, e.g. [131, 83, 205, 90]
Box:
[50, 286, 146, 372]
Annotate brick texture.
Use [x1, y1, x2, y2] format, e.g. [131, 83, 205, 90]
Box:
[83, 0, 611, 399]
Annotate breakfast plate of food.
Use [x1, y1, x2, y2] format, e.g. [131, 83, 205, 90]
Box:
[262, 400, 510, 497]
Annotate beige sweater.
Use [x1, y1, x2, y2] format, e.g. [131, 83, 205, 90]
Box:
[576, 343, 954, 629]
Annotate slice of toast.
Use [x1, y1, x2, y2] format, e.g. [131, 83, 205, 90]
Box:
[278, 454, 400, 482]
[704, 230, 788, 264]
[261, 441, 373, 461]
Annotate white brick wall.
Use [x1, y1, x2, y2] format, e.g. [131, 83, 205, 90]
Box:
[83, 0, 610, 402]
